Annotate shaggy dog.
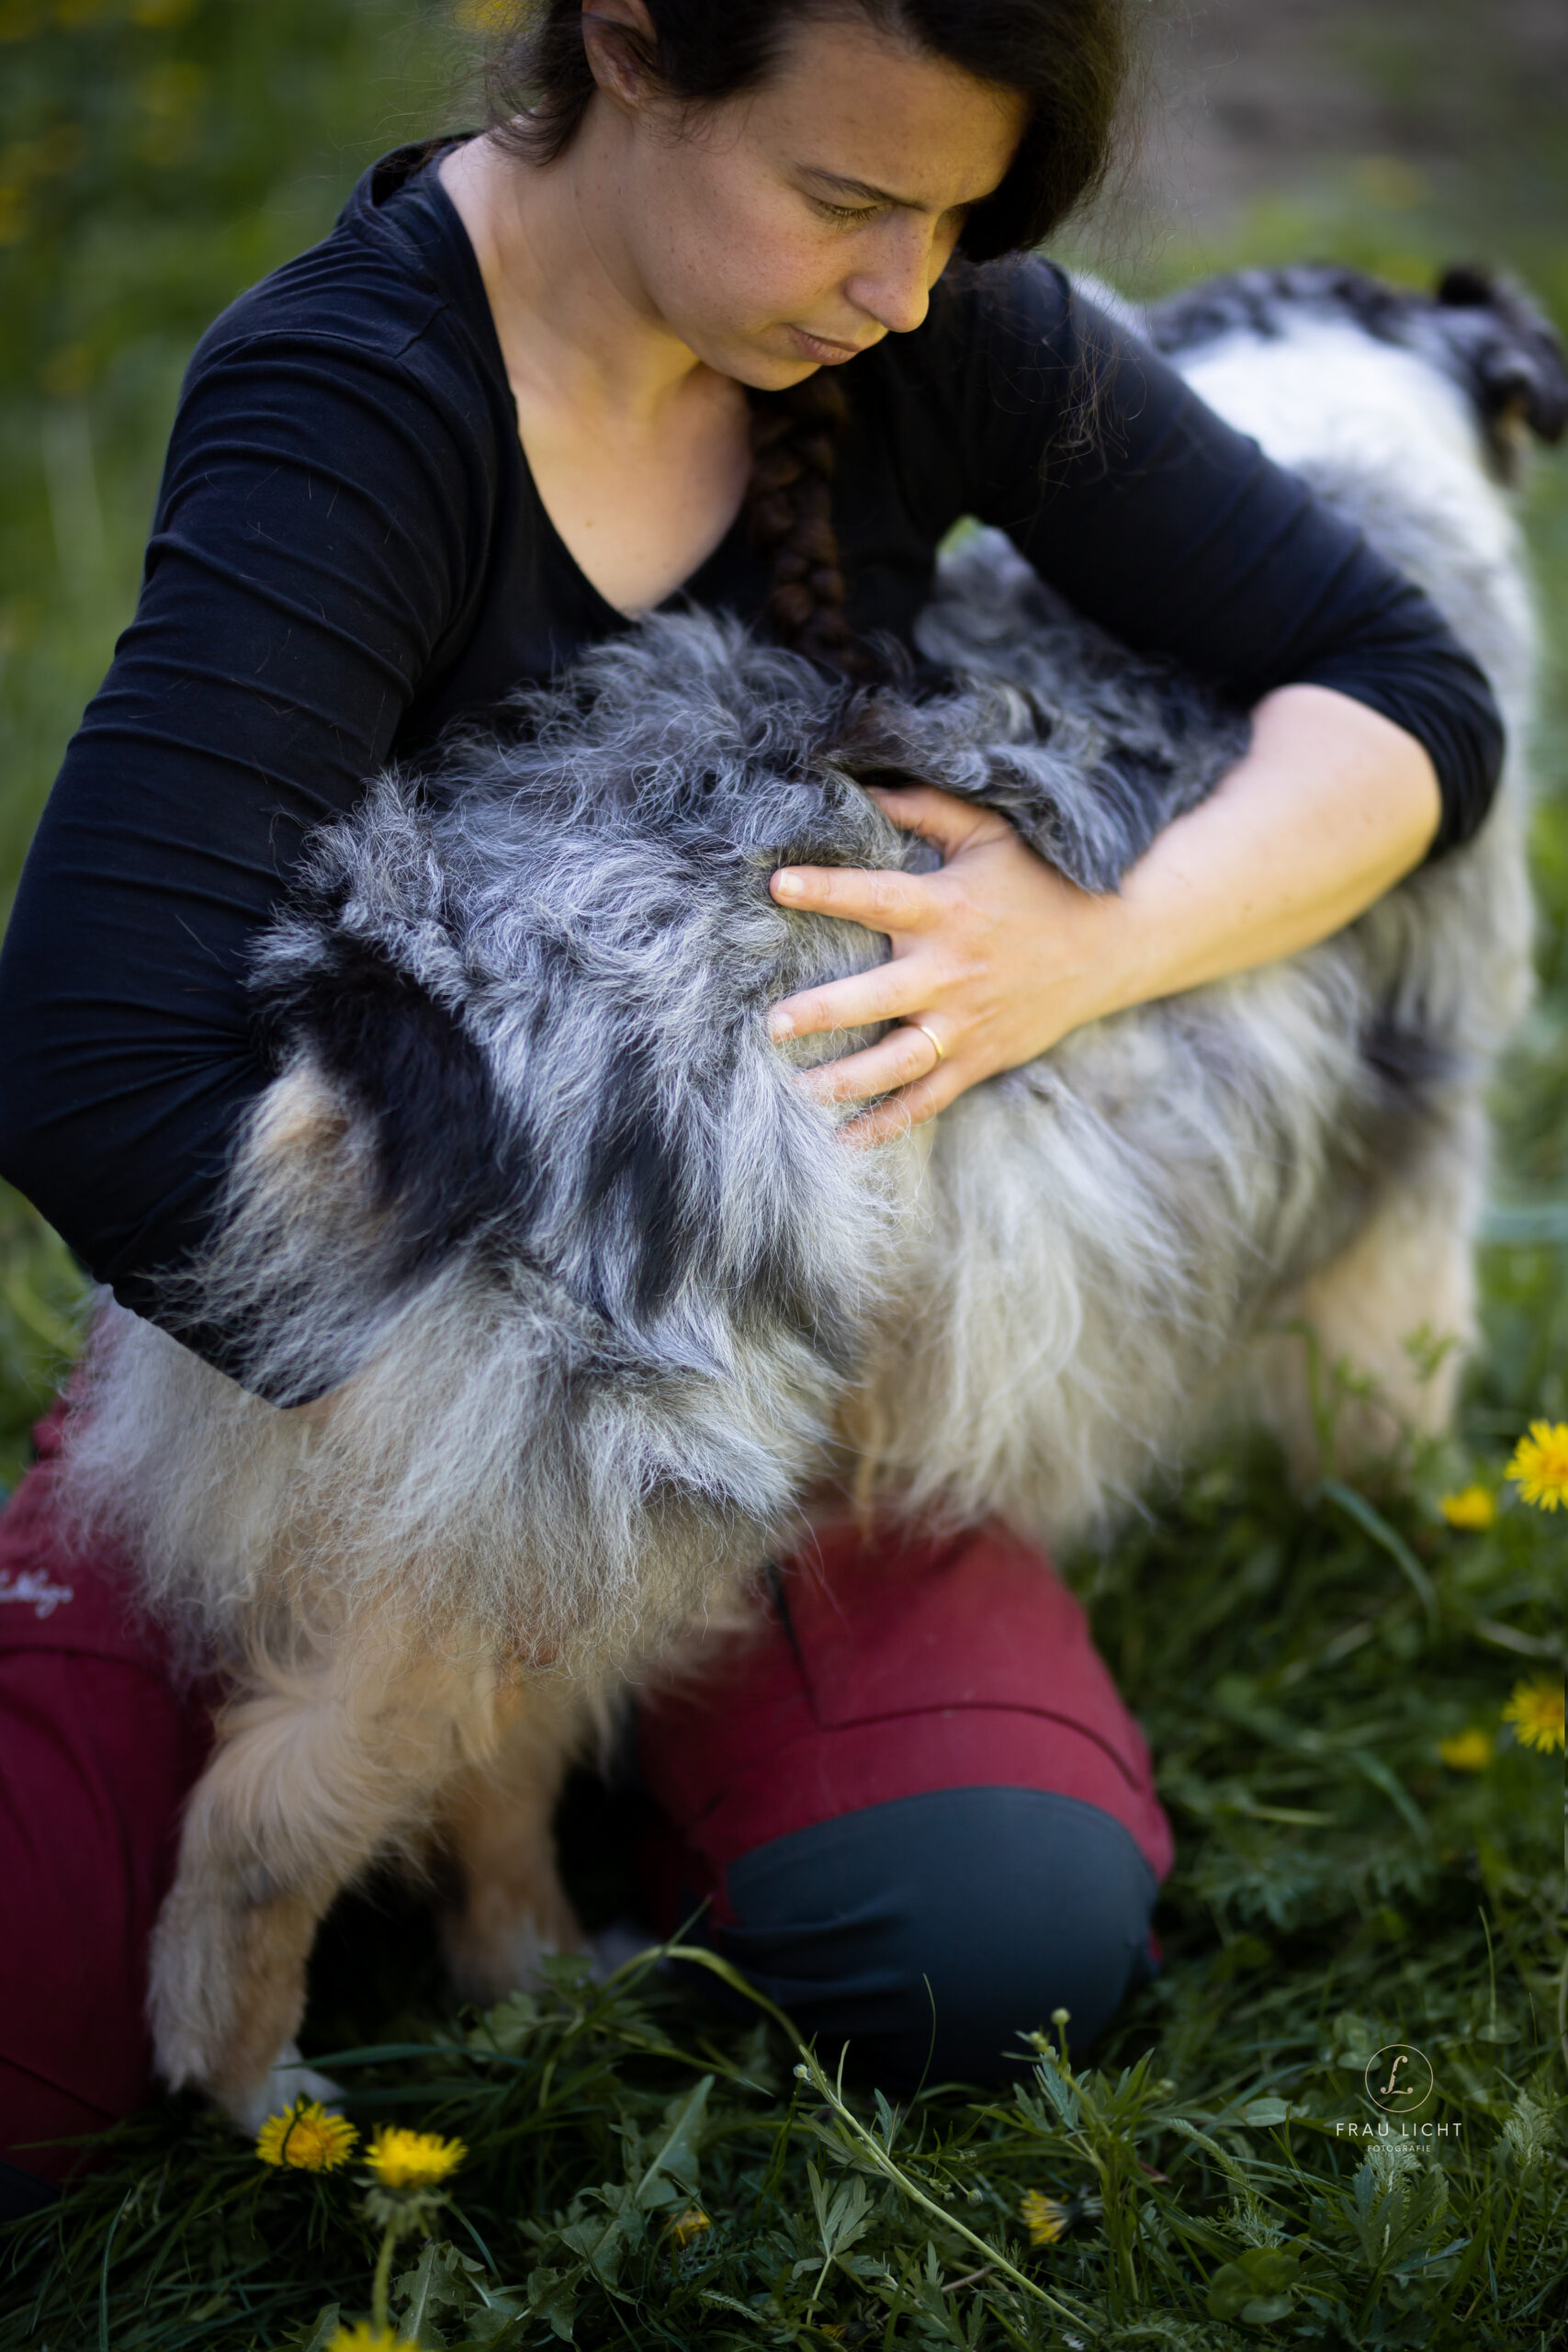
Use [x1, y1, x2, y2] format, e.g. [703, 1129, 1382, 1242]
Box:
[62, 263, 1564, 2121]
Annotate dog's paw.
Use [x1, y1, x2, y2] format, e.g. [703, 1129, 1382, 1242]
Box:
[148, 1869, 320, 2123]
[227, 2041, 345, 2135]
[445, 1909, 573, 2006]
[442, 1866, 588, 2007]
[587, 1918, 659, 1982]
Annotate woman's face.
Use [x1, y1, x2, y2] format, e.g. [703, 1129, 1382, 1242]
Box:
[592, 5, 1031, 387]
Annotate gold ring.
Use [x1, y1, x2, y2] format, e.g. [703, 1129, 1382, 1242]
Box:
[909, 1021, 944, 1067]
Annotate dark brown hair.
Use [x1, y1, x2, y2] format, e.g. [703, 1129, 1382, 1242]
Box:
[484, 0, 1130, 671]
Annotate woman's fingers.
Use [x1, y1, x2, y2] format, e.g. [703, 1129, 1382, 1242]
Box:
[770, 860, 937, 933]
[768, 956, 931, 1043]
[767, 786, 1059, 1138]
[863, 781, 1013, 854]
[839, 1070, 952, 1147]
[768, 789, 1010, 933]
[794, 1018, 949, 1107]
[767, 839, 949, 1040]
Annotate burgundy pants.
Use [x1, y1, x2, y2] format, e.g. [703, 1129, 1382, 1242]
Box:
[0, 1409, 209, 2195]
[0, 1408, 1171, 2194]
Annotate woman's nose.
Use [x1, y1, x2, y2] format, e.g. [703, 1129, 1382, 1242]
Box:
[844, 216, 950, 338]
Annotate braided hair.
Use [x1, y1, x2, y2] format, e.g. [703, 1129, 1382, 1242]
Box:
[744, 373, 869, 677]
[482, 0, 1130, 675]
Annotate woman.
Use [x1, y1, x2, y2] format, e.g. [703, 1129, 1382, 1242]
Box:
[0, 0, 1501, 2204]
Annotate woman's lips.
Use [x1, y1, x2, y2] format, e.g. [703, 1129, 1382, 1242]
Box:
[786, 324, 873, 366]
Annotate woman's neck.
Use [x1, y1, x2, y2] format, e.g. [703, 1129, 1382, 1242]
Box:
[435, 120, 754, 619]
[439, 122, 710, 431]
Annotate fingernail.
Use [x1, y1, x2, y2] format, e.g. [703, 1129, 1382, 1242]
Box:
[767, 1011, 793, 1042]
[773, 872, 803, 901]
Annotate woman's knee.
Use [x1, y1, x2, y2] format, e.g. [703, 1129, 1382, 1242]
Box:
[0, 1427, 213, 2188]
[0, 1649, 205, 2188]
[706, 1785, 1161, 2089]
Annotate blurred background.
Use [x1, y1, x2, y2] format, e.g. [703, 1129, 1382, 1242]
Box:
[1, 0, 1565, 1485]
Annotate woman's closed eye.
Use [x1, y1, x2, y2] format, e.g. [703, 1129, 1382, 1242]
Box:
[809, 194, 972, 235]
[811, 195, 885, 226]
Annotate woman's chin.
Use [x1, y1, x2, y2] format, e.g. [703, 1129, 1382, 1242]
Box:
[711, 339, 826, 392]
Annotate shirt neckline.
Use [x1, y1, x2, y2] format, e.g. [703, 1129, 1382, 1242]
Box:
[370, 138, 757, 631]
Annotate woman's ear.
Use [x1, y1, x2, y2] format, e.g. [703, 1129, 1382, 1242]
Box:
[581, 0, 660, 111]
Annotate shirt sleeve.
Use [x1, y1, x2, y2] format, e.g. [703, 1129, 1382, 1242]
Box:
[0, 327, 482, 1370]
[953, 258, 1504, 860]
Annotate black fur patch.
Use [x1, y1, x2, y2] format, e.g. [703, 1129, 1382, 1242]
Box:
[1433, 262, 1568, 447]
[1147, 262, 1416, 356]
[580, 1033, 694, 1325]
[254, 927, 515, 1279]
[1359, 1013, 1461, 1103]
[1146, 261, 1568, 472]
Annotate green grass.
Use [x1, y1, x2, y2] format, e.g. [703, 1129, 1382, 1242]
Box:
[2, 4, 1565, 2345]
[2, 1453, 1562, 2346]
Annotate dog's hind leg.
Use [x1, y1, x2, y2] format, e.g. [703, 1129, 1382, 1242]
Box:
[436, 1675, 592, 2007]
[1256, 1118, 1483, 1482]
[150, 1619, 503, 2127]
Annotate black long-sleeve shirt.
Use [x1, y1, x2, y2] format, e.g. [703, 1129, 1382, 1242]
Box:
[0, 141, 1504, 1371]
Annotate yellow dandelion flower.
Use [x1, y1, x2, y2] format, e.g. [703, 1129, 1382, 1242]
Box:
[1019, 2188, 1069, 2246]
[667, 2205, 712, 2247]
[254, 2098, 358, 2172]
[1438, 1726, 1493, 1771]
[1506, 1420, 1568, 1511]
[325, 2325, 414, 2352]
[1501, 1678, 1565, 1754]
[363, 2124, 467, 2191]
[1438, 1485, 1495, 1530]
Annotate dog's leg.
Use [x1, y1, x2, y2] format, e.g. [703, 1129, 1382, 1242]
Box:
[437, 1676, 592, 2007]
[1257, 1128, 1482, 1481]
[150, 1623, 501, 2126]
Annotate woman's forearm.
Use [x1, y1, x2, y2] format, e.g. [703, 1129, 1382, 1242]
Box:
[767, 680, 1448, 1141]
[1102, 683, 1443, 1018]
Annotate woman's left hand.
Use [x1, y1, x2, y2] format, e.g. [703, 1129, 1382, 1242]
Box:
[766, 783, 1121, 1145]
